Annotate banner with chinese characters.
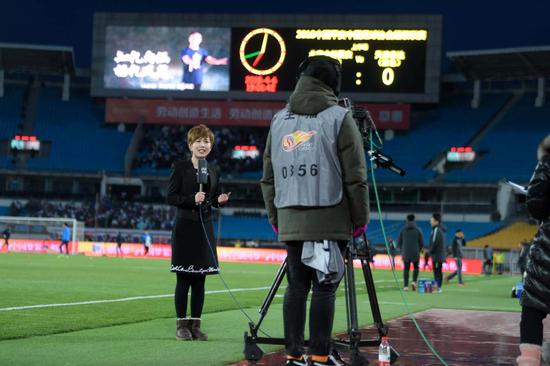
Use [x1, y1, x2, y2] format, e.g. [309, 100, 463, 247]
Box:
[106, 98, 410, 129]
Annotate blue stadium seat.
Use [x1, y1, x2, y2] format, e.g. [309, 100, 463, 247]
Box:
[25, 87, 132, 172]
[444, 94, 549, 183]
[0, 84, 25, 169]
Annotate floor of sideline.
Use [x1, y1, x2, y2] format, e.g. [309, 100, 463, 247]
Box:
[230, 309, 550, 366]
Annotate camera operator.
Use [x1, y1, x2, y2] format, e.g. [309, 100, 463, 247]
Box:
[517, 134, 550, 366]
[261, 55, 369, 366]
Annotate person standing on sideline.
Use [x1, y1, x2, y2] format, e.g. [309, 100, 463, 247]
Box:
[483, 244, 493, 275]
[397, 214, 424, 291]
[446, 229, 465, 285]
[116, 232, 123, 257]
[429, 213, 446, 293]
[517, 134, 550, 366]
[422, 247, 431, 270]
[142, 231, 152, 256]
[261, 55, 369, 366]
[2, 226, 10, 252]
[59, 223, 70, 255]
[167, 124, 230, 342]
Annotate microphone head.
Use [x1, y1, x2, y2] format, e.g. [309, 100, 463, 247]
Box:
[197, 159, 209, 185]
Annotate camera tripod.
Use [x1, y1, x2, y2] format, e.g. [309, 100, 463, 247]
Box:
[243, 235, 399, 365]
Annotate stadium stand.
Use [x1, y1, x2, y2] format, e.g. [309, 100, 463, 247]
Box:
[25, 86, 132, 172]
[0, 84, 25, 169]
[466, 221, 538, 249]
[372, 93, 511, 182]
[444, 93, 550, 183]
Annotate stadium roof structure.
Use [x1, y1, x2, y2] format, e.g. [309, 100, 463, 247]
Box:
[447, 45, 550, 81]
[0, 43, 75, 76]
[447, 46, 550, 107]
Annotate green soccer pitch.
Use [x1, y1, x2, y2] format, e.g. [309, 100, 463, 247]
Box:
[0, 253, 520, 366]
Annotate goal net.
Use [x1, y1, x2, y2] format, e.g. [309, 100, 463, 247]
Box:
[0, 216, 84, 255]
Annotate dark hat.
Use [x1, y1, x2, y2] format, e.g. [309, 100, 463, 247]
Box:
[298, 55, 342, 95]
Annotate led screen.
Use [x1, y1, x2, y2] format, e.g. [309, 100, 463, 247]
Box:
[230, 28, 427, 93]
[104, 26, 230, 91]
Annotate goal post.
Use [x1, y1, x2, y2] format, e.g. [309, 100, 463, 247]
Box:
[0, 216, 84, 255]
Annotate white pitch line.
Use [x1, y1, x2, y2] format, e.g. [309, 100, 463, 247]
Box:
[0, 286, 272, 312]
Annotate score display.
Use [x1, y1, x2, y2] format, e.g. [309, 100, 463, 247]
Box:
[93, 14, 441, 102]
[231, 28, 428, 93]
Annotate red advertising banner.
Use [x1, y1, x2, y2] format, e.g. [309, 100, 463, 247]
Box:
[3, 239, 76, 254]
[106, 98, 410, 129]
[3, 241, 481, 274]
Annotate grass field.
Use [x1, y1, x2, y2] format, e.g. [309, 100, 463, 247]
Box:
[0, 253, 520, 365]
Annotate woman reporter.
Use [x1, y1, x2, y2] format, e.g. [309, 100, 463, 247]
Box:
[166, 124, 230, 341]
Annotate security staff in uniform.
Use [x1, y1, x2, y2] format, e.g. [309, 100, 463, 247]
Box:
[261, 55, 369, 366]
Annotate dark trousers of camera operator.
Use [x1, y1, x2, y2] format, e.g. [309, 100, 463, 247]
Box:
[284, 242, 344, 357]
[403, 260, 419, 288]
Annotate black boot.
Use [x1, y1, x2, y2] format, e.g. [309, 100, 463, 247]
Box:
[190, 319, 208, 341]
[176, 319, 193, 341]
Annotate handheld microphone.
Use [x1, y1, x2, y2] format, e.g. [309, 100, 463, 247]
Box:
[197, 159, 209, 193]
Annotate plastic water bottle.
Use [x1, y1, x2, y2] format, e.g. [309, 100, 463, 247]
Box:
[378, 336, 390, 365]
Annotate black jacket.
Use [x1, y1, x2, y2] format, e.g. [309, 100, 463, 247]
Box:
[398, 221, 424, 262]
[429, 224, 447, 263]
[521, 155, 550, 313]
[451, 236, 465, 258]
[166, 159, 221, 222]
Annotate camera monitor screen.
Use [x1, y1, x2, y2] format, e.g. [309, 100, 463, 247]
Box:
[104, 26, 230, 91]
[230, 28, 427, 94]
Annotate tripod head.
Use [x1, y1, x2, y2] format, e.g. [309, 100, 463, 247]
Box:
[340, 98, 406, 177]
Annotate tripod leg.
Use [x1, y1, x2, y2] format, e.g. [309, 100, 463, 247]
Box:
[244, 260, 287, 363]
[360, 234, 387, 336]
[255, 259, 287, 332]
[343, 245, 368, 365]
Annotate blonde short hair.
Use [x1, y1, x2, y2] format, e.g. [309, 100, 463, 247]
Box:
[187, 124, 215, 147]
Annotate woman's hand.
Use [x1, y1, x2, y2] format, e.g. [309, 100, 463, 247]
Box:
[195, 192, 206, 205]
[217, 192, 231, 205]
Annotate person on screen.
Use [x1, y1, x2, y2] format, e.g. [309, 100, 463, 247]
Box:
[167, 124, 230, 341]
[517, 134, 550, 366]
[180, 31, 228, 91]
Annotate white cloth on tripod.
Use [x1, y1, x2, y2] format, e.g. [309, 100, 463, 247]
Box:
[301, 240, 345, 284]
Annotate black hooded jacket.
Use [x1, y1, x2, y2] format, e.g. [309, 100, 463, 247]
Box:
[521, 155, 550, 313]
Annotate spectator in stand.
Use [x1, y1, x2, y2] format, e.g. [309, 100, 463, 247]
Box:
[398, 214, 424, 291]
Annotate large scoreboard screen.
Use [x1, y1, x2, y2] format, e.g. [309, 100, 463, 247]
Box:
[104, 26, 230, 91]
[231, 28, 427, 94]
[92, 14, 441, 103]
